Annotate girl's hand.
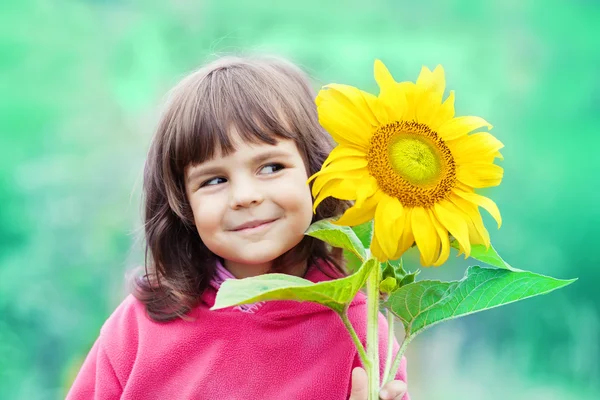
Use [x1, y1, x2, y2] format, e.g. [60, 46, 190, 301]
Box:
[349, 367, 407, 400]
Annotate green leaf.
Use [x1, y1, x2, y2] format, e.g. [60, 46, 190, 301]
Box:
[212, 258, 379, 314]
[306, 219, 367, 261]
[343, 249, 363, 274]
[451, 239, 521, 272]
[351, 220, 373, 249]
[385, 266, 576, 337]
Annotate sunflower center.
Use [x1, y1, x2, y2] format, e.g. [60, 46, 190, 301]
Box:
[367, 121, 456, 208]
[388, 135, 441, 186]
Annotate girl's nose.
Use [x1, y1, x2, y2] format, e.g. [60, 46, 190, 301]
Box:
[229, 180, 264, 209]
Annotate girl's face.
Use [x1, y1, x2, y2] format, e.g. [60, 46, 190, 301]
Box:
[184, 132, 314, 278]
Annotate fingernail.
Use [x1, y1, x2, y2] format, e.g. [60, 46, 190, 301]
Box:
[379, 389, 389, 399]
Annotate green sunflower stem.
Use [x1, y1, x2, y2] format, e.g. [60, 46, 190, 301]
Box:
[384, 334, 413, 386]
[380, 308, 395, 386]
[338, 307, 369, 367]
[366, 261, 381, 400]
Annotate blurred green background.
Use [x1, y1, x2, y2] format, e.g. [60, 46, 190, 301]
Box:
[1, 0, 598, 398]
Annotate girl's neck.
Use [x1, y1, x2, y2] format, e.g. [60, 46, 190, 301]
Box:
[223, 258, 308, 279]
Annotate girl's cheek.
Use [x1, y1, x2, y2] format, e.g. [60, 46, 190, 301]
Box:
[191, 192, 224, 219]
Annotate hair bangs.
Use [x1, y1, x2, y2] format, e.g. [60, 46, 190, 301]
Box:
[171, 59, 314, 175]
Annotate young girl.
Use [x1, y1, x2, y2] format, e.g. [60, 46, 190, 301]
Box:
[67, 55, 410, 400]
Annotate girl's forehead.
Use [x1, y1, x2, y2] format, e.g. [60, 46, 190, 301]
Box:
[227, 138, 298, 160]
[189, 133, 300, 169]
[184, 137, 304, 184]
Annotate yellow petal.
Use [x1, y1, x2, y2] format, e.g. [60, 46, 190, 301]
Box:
[466, 217, 490, 246]
[354, 176, 380, 208]
[307, 156, 368, 184]
[454, 190, 502, 228]
[420, 223, 441, 267]
[312, 179, 357, 211]
[393, 208, 415, 259]
[456, 163, 504, 188]
[449, 132, 504, 164]
[374, 60, 396, 87]
[415, 90, 442, 127]
[428, 90, 455, 131]
[322, 84, 383, 127]
[411, 207, 439, 266]
[311, 171, 368, 197]
[373, 60, 409, 120]
[448, 193, 490, 247]
[414, 65, 445, 125]
[311, 166, 368, 193]
[390, 210, 406, 260]
[428, 208, 451, 266]
[370, 230, 388, 262]
[395, 82, 417, 121]
[312, 174, 377, 212]
[416, 65, 445, 100]
[321, 145, 368, 170]
[334, 190, 384, 226]
[316, 87, 373, 149]
[437, 116, 493, 141]
[433, 200, 471, 258]
[373, 196, 403, 259]
[314, 164, 370, 187]
[454, 241, 469, 258]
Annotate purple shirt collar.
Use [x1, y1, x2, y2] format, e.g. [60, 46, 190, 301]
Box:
[209, 260, 265, 313]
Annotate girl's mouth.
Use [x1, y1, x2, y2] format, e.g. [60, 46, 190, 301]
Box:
[232, 218, 278, 232]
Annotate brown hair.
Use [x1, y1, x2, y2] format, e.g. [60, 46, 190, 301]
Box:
[132, 55, 349, 321]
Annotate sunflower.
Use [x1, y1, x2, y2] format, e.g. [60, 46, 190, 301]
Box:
[309, 60, 504, 266]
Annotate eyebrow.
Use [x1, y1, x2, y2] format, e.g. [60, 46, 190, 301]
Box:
[186, 149, 292, 184]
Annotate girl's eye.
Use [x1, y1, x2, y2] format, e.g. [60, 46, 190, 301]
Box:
[200, 177, 227, 188]
[259, 163, 284, 174]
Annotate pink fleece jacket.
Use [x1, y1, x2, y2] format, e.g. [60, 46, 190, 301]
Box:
[67, 261, 409, 399]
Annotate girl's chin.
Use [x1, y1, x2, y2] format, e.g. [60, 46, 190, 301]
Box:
[221, 260, 275, 279]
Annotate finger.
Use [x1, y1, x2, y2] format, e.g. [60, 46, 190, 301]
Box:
[379, 379, 407, 400]
[348, 367, 368, 400]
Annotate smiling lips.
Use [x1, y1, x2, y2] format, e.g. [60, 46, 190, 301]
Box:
[232, 219, 277, 232]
